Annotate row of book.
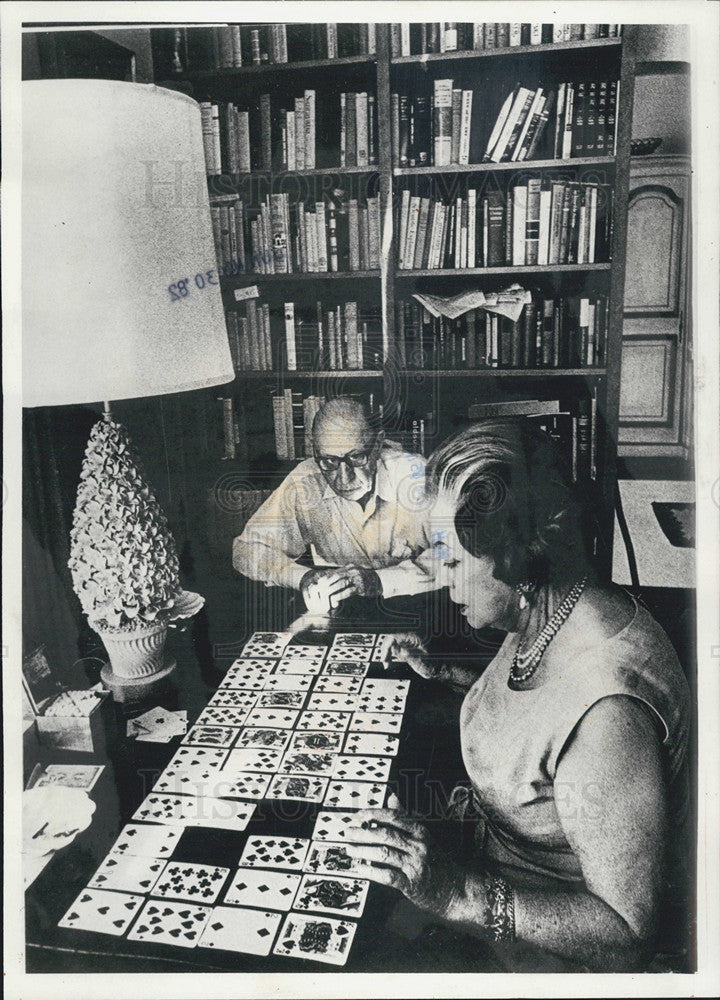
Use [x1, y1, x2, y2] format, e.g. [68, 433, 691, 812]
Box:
[210, 192, 382, 275]
[395, 297, 608, 370]
[392, 77, 618, 168]
[390, 23, 622, 56]
[225, 300, 384, 372]
[172, 23, 377, 72]
[395, 181, 613, 271]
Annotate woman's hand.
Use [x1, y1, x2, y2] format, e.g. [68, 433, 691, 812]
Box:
[381, 633, 439, 680]
[344, 793, 467, 919]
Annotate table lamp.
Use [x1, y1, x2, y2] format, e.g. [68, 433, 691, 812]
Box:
[23, 79, 235, 701]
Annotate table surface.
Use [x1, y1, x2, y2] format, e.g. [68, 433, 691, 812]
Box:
[24, 608, 513, 974]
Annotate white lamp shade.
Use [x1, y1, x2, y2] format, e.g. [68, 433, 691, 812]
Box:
[23, 79, 235, 407]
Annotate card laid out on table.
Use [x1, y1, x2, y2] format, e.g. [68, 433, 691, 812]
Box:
[165, 745, 229, 776]
[279, 749, 337, 777]
[274, 657, 324, 676]
[322, 660, 369, 677]
[209, 689, 268, 709]
[127, 706, 187, 742]
[313, 674, 362, 694]
[267, 773, 329, 803]
[293, 874, 369, 918]
[220, 662, 274, 691]
[307, 692, 359, 713]
[224, 867, 301, 910]
[331, 755, 393, 782]
[132, 793, 255, 831]
[224, 747, 283, 773]
[244, 706, 300, 730]
[198, 905, 283, 955]
[356, 691, 407, 714]
[349, 712, 403, 734]
[89, 853, 165, 894]
[235, 727, 291, 750]
[255, 690, 307, 710]
[312, 810, 359, 843]
[110, 823, 183, 860]
[242, 632, 292, 657]
[288, 730, 343, 754]
[295, 710, 352, 733]
[238, 835, 311, 871]
[262, 673, 313, 692]
[156, 768, 271, 802]
[281, 644, 326, 662]
[361, 677, 411, 695]
[325, 646, 372, 662]
[194, 704, 254, 728]
[152, 861, 230, 904]
[343, 731, 400, 756]
[127, 899, 212, 948]
[181, 725, 239, 749]
[59, 887, 145, 936]
[323, 779, 387, 810]
[28, 763, 105, 791]
[273, 911, 357, 966]
[304, 841, 366, 877]
[332, 632, 375, 648]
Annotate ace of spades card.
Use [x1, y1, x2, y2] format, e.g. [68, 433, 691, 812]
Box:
[198, 905, 283, 955]
[127, 899, 212, 948]
[152, 861, 230, 904]
[59, 888, 145, 936]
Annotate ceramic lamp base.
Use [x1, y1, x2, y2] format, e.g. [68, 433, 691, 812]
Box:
[100, 657, 176, 704]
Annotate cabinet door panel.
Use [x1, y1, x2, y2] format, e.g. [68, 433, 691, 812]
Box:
[624, 185, 682, 314]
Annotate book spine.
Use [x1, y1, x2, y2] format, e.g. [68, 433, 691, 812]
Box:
[368, 94, 377, 165]
[315, 201, 328, 272]
[346, 91, 358, 167]
[572, 81, 586, 156]
[398, 93, 410, 167]
[512, 184, 527, 265]
[304, 90, 316, 169]
[348, 199, 360, 270]
[450, 88, 463, 163]
[561, 83, 575, 159]
[433, 79, 454, 166]
[260, 94, 272, 170]
[459, 90, 473, 165]
[356, 91, 369, 166]
[284, 301, 297, 370]
[270, 193, 289, 273]
[345, 301, 359, 369]
[525, 178, 541, 265]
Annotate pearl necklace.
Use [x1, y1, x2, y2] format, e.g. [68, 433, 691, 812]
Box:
[509, 576, 588, 685]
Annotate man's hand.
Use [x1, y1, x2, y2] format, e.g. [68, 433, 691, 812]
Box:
[338, 566, 382, 598]
[299, 568, 356, 613]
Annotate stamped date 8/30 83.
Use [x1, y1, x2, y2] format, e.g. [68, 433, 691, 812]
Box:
[168, 269, 218, 301]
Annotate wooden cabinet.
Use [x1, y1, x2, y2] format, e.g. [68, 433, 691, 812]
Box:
[618, 155, 692, 456]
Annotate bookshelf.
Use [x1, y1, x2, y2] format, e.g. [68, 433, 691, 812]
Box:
[157, 20, 637, 579]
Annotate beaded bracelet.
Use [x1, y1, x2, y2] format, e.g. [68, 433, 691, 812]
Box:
[484, 873, 516, 942]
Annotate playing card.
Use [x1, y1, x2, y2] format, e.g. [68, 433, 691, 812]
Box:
[293, 874, 369, 918]
[295, 711, 351, 733]
[132, 793, 255, 831]
[371, 633, 402, 661]
[30, 763, 104, 791]
[88, 853, 164, 893]
[198, 905, 282, 955]
[225, 657, 276, 674]
[224, 747, 283, 773]
[267, 773, 329, 803]
[223, 868, 301, 911]
[110, 823, 183, 860]
[273, 658, 324, 676]
[261, 673, 313, 692]
[312, 675, 362, 694]
[194, 704, 254, 728]
[242, 632, 292, 657]
[325, 646, 372, 661]
[307, 693, 359, 712]
[255, 690, 306, 710]
[209, 689, 267, 709]
[342, 732, 400, 756]
[332, 632, 375, 648]
[153, 861, 230, 904]
[59, 888, 144, 936]
[323, 780, 387, 810]
[244, 707, 300, 730]
[181, 725, 238, 748]
[127, 899, 211, 948]
[288, 730, 343, 754]
[281, 644, 326, 662]
[164, 745, 229, 776]
[235, 727, 290, 750]
[356, 692, 407, 714]
[312, 810, 359, 843]
[331, 755, 393, 782]
[127, 706, 186, 743]
[304, 842, 365, 878]
[322, 660, 369, 677]
[238, 835, 311, 871]
[361, 677, 411, 695]
[219, 662, 273, 691]
[273, 912, 357, 965]
[349, 712, 402, 734]
[279, 749, 337, 777]
[156, 768, 271, 802]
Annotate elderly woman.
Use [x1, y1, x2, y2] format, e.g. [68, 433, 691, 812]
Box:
[345, 418, 690, 971]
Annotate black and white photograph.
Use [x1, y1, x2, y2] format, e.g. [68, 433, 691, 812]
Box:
[3, 2, 719, 997]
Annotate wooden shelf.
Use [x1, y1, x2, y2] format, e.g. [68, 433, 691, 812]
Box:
[221, 270, 381, 286]
[209, 166, 379, 181]
[233, 370, 384, 380]
[394, 156, 616, 176]
[186, 54, 376, 78]
[393, 368, 607, 378]
[395, 264, 612, 277]
[391, 38, 622, 66]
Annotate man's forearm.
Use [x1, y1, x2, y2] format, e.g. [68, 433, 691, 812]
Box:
[232, 538, 307, 590]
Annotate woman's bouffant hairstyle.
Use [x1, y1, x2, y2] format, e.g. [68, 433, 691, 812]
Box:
[425, 418, 591, 588]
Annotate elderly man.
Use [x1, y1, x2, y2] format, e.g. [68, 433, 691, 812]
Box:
[233, 397, 439, 609]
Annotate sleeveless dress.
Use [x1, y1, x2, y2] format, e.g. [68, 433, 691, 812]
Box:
[460, 597, 691, 891]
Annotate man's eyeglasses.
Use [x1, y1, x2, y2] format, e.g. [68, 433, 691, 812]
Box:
[316, 449, 373, 473]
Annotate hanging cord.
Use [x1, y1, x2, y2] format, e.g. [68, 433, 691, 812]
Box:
[614, 480, 641, 595]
